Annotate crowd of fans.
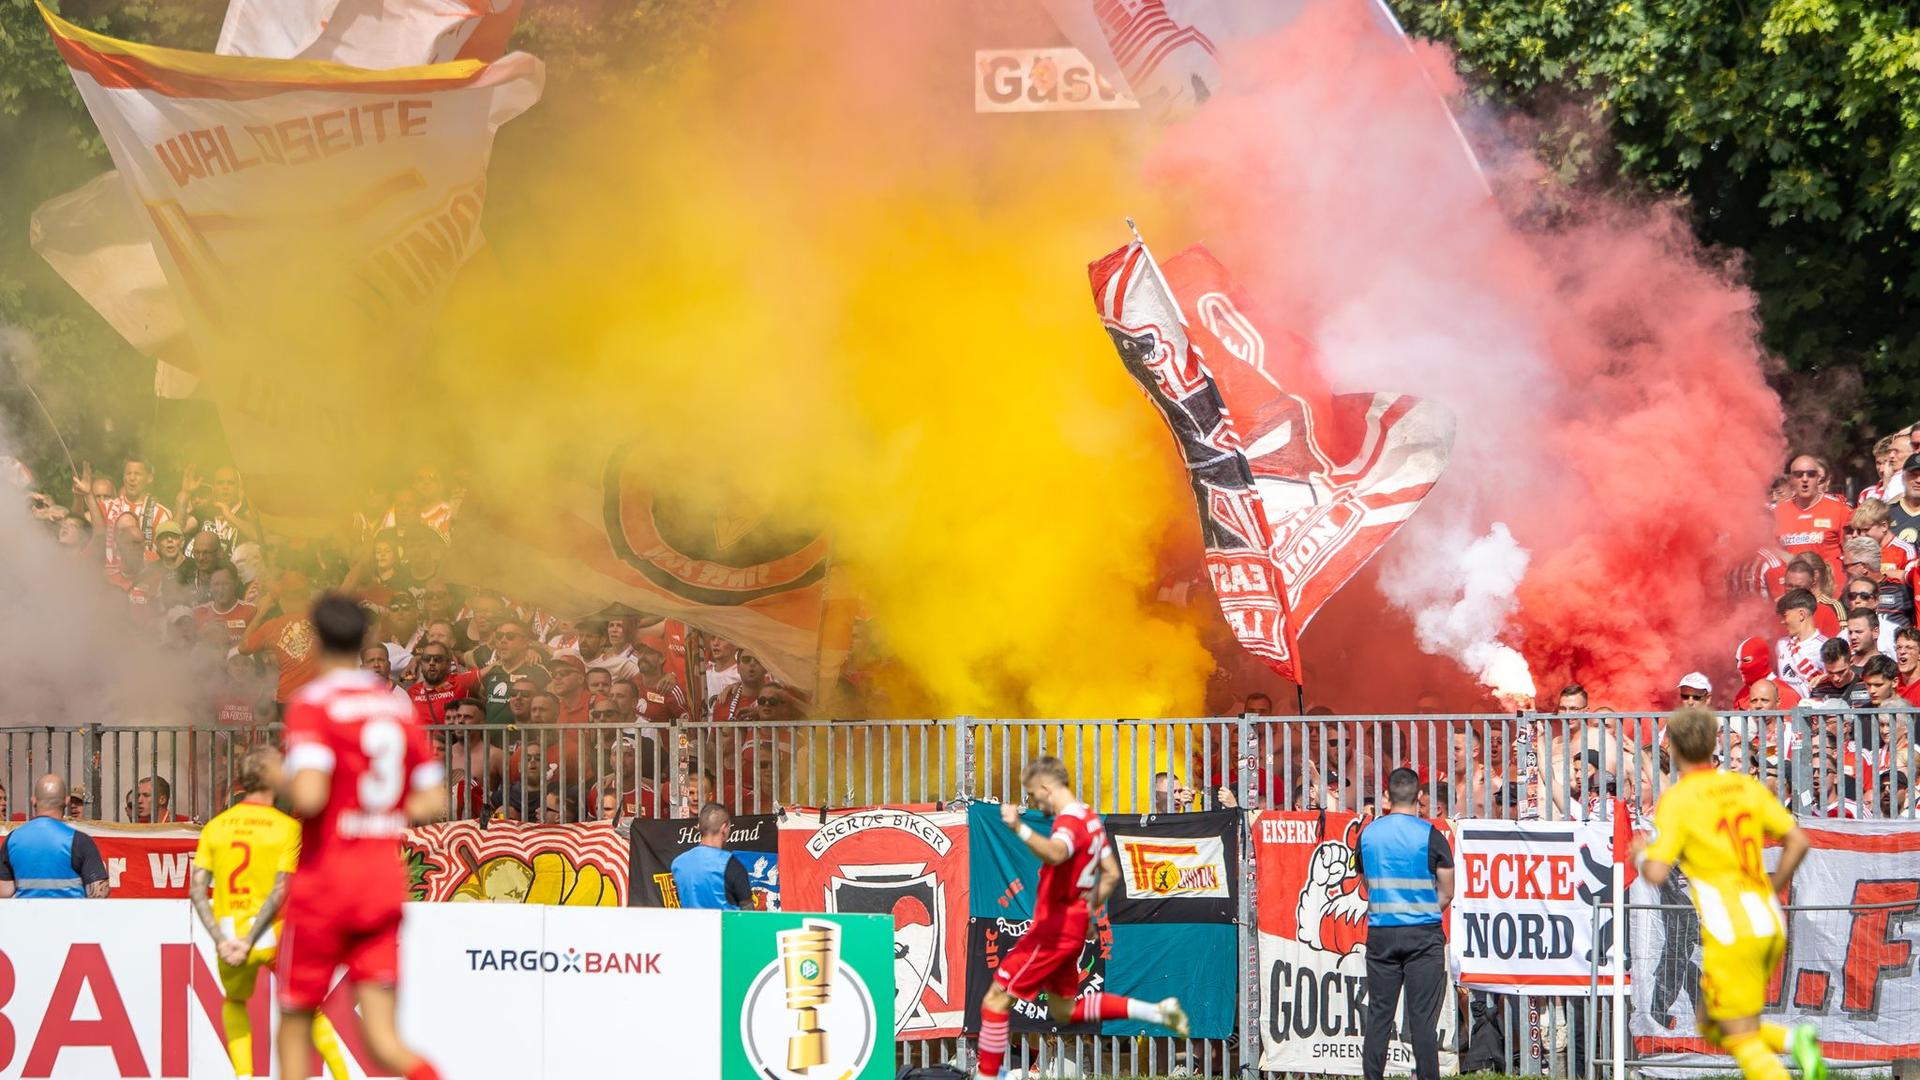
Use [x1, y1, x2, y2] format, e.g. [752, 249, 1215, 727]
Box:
[13, 443, 1920, 827]
[14, 456, 813, 826]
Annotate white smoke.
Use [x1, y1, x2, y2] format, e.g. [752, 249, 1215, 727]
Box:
[1376, 518, 1535, 700]
[0, 328, 198, 730]
[1310, 222, 1552, 702]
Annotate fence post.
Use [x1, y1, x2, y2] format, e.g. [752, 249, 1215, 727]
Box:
[668, 719, 685, 818]
[954, 716, 974, 806]
[1610, 860, 1627, 1080]
[82, 723, 102, 820]
[1238, 712, 1258, 1077]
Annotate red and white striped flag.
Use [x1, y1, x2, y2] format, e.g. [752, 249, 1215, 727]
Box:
[1092, 238, 1455, 682]
[1091, 239, 1303, 681]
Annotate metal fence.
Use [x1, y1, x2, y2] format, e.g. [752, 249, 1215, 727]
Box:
[5, 706, 1915, 1078]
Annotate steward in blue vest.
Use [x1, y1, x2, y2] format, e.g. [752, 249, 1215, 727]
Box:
[0, 775, 110, 899]
[669, 802, 752, 910]
[1356, 767, 1453, 1080]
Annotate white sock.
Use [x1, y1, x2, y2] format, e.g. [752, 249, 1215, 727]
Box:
[1129, 998, 1163, 1023]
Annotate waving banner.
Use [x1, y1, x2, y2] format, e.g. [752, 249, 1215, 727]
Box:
[40, 4, 541, 524]
[1254, 810, 1459, 1074]
[1092, 239, 1302, 681]
[1091, 240, 1454, 682]
[452, 459, 844, 692]
[217, 0, 521, 68]
[34, 0, 526, 397]
[780, 807, 970, 1039]
[1164, 248, 1454, 639]
[1630, 821, 1920, 1071]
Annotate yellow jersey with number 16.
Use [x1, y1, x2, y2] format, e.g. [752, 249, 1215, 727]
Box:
[194, 801, 300, 947]
[1645, 766, 1794, 943]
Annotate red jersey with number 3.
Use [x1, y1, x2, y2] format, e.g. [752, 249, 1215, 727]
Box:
[1034, 802, 1108, 926]
[282, 669, 442, 916]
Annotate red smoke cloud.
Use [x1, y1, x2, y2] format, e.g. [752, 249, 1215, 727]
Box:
[1145, 0, 1781, 709]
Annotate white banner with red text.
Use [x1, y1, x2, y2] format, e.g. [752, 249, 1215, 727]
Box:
[1629, 820, 1920, 1070]
[0, 901, 892, 1079]
[1253, 811, 1458, 1074]
[1447, 816, 1630, 992]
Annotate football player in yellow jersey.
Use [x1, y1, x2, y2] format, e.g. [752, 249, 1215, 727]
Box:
[1633, 708, 1825, 1080]
[190, 750, 349, 1080]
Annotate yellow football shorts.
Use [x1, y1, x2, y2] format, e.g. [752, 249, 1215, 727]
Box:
[1699, 932, 1785, 1020]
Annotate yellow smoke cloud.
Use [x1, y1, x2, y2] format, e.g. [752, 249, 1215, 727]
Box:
[116, 0, 1217, 721]
[423, 3, 1220, 719]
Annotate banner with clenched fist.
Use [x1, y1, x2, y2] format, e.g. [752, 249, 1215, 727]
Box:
[1252, 811, 1458, 1075]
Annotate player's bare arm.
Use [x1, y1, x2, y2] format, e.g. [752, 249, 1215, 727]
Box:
[1630, 833, 1674, 888]
[287, 766, 331, 819]
[245, 870, 292, 953]
[1000, 800, 1069, 865]
[189, 867, 224, 942]
[1771, 825, 1811, 893]
[406, 783, 447, 825]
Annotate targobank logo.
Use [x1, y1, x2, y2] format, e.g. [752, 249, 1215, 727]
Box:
[464, 947, 662, 975]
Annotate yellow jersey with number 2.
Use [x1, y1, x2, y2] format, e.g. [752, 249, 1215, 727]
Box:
[194, 802, 301, 955]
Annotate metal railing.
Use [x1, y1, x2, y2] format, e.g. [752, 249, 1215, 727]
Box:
[5, 707, 1917, 1078]
[1594, 895, 1920, 1078]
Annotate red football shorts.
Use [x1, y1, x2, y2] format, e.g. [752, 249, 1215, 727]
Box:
[277, 906, 402, 1010]
[994, 911, 1089, 1002]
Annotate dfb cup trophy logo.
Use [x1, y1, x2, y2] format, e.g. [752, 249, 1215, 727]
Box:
[741, 918, 880, 1078]
[781, 921, 836, 1070]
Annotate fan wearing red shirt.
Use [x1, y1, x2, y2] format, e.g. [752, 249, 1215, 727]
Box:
[408, 641, 479, 725]
[1895, 626, 1920, 704]
[241, 572, 323, 704]
[973, 757, 1187, 1080]
[1773, 454, 1850, 578]
[277, 596, 445, 1080]
[193, 567, 254, 646]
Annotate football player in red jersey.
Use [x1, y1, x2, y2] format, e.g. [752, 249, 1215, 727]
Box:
[973, 757, 1187, 1080]
[277, 595, 447, 1080]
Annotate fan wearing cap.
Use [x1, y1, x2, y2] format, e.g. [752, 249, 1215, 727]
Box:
[548, 653, 593, 726]
[1773, 454, 1851, 576]
[1676, 672, 1713, 708]
[152, 519, 188, 574]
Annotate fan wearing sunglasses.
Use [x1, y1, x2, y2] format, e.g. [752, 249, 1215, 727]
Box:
[1772, 454, 1850, 574]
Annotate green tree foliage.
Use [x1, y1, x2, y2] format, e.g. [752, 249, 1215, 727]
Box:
[1392, 0, 1920, 457]
[0, 0, 225, 483]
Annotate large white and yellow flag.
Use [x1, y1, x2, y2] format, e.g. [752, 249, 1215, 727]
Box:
[33, 0, 524, 396]
[40, 5, 540, 520]
[217, 0, 522, 68]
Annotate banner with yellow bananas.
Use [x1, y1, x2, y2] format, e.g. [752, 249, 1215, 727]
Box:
[406, 820, 630, 906]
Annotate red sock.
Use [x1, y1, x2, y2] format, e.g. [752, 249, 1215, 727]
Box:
[1069, 992, 1138, 1024]
[976, 1006, 1010, 1079]
[404, 1062, 442, 1080]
